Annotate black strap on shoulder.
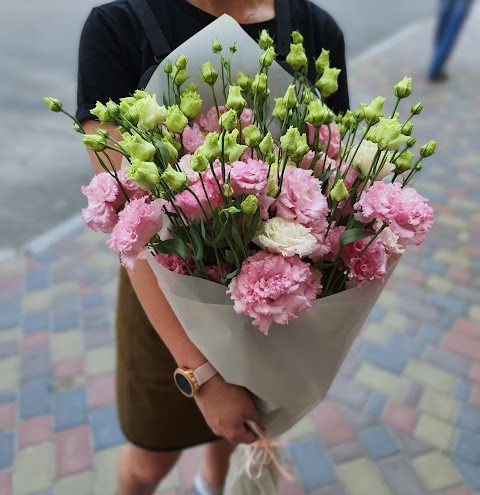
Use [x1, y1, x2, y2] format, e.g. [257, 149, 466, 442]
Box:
[126, 0, 171, 62]
[275, 0, 291, 60]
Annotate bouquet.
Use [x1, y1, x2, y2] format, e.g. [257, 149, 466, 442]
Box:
[45, 14, 435, 491]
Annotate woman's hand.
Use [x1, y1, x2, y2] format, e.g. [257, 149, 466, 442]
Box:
[195, 374, 261, 444]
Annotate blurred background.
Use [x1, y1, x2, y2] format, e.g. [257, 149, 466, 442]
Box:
[1, 1, 480, 494]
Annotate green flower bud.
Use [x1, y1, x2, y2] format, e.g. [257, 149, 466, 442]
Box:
[136, 94, 167, 131]
[420, 140, 437, 157]
[394, 76, 412, 98]
[415, 161, 423, 171]
[388, 134, 410, 151]
[241, 195, 258, 215]
[291, 134, 310, 162]
[226, 85, 246, 112]
[165, 105, 188, 134]
[223, 129, 247, 162]
[161, 164, 188, 191]
[73, 122, 83, 133]
[354, 103, 366, 123]
[158, 128, 182, 152]
[164, 61, 173, 74]
[394, 150, 414, 173]
[272, 98, 287, 120]
[219, 108, 238, 132]
[96, 128, 109, 138]
[286, 43, 308, 71]
[283, 85, 297, 110]
[160, 139, 179, 165]
[315, 49, 330, 74]
[364, 96, 386, 125]
[190, 150, 209, 173]
[258, 29, 273, 49]
[199, 132, 221, 162]
[90, 101, 115, 123]
[126, 158, 159, 191]
[252, 73, 268, 94]
[315, 67, 341, 99]
[411, 102, 423, 115]
[106, 100, 120, 118]
[305, 100, 331, 127]
[229, 43, 238, 54]
[291, 31, 304, 44]
[376, 117, 402, 150]
[365, 127, 378, 143]
[401, 121, 414, 136]
[259, 132, 274, 155]
[180, 90, 203, 119]
[260, 47, 276, 67]
[200, 61, 218, 85]
[170, 67, 189, 86]
[133, 90, 149, 100]
[82, 134, 107, 152]
[280, 126, 302, 156]
[223, 183, 235, 198]
[267, 177, 279, 197]
[223, 206, 241, 215]
[330, 179, 349, 202]
[121, 133, 156, 161]
[407, 137, 416, 147]
[43, 97, 63, 112]
[175, 54, 188, 70]
[119, 96, 139, 123]
[236, 71, 252, 92]
[303, 88, 313, 105]
[242, 125, 262, 147]
[212, 38, 223, 53]
[265, 152, 277, 166]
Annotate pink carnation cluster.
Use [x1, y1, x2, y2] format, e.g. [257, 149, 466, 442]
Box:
[228, 251, 322, 334]
[342, 236, 388, 285]
[354, 182, 434, 246]
[230, 159, 269, 196]
[182, 123, 205, 154]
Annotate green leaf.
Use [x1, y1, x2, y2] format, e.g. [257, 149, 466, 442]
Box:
[189, 228, 204, 261]
[244, 208, 261, 246]
[225, 249, 237, 265]
[340, 228, 373, 248]
[151, 238, 192, 258]
[225, 269, 239, 280]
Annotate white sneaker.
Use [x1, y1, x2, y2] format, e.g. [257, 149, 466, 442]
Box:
[193, 472, 223, 495]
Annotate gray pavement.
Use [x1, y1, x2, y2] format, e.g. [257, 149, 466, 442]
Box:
[0, 0, 436, 251]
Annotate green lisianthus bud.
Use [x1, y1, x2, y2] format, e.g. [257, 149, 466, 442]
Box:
[158, 128, 182, 151]
[212, 38, 223, 53]
[223, 129, 247, 162]
[165, 105, 188, 134]
[223, 206, 241, 215]
[315, 49, 330, 74]
[126, 158, 159, 191]
[160, 139, 179, 165]
[259, 132, 274, 155]
[267, 177, 279, 197]
[258, 29, 273, 49]
[265, 152, 277, 166]
[330, 179, 349, 202]
[407, 137, 416, 147]
[365, 127, 378, 143]
[229, 43, 238, 54]
[388, 134, 410, 151]
[420, 140, 437, 157]
[236, 71, 252, 92]
[136, 94, 167, 131]
[242, 125, 262, 147]
[106, 100, 120, 118]
[411, 102, 423, 115]
[260, 47, 276, 67]
[303, 88, 313, 105]
[73, 122, 83, 133]
[161, 164, 188, 191]
[272, 98, 287, 120]
[133, 90, 149, 100]
[401, 121, 414, 136]
[376, 118, 402, 150]
[199, 132, 221, 161]
[119, 97, 139, 123]
[315, 67, 341, 99]
[43, 97, 63, 112]
[354, 103, 366, 123]
[226, 85, 246, 112]
[280, 126, 302, 156]
[394, 150, 414, 173]
[200, 61, 218, 85]
[291, 134, 310, 162]
[292, 31, 304, 44]
[252, 73, 268, 94]
[180, 90, 203, 119]
[416, 162, 423, 171]
[219, 108, 238, 132]
[171, 67, 189, 86]
[175, 54, 188, 70]
[305, 100, 331, 127]
[364, 96, 386, 125]
[82, 134, 107, 152]
[394, 76, 412, 98]
[90, 101, 115, 123]
[190, 150, 209, 173]
[164, 61, 173, 74]
[96, 128, 109, 138]
[283, 85, 297, 110]
[223, 183, 235, 198]
[121, 133, 156, 161]
[241, 195, 258, 215]
[286, 43, 308, 71]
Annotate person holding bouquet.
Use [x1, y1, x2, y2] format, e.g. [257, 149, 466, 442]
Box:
[76, 0, 349, 494]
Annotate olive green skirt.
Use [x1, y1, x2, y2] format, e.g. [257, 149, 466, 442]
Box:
[115, 267, 218, 451]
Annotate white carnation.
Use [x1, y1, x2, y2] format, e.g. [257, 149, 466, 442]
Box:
[348, 140, 395, 180]
[253, 217, 317, 258]
[380, 226, 405, 255]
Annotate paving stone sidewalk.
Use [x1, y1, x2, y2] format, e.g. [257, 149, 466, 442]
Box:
[1, 7, 480, 495]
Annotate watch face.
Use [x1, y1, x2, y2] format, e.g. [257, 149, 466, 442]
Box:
[174, 371, 194, 397]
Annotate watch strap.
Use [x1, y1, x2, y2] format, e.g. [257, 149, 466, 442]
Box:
[193, 361, 217, 386]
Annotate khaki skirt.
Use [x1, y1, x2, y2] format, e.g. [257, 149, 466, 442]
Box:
[115, 267, 219, 451]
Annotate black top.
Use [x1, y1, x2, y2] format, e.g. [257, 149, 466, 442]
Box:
[76, 0, 349, 122]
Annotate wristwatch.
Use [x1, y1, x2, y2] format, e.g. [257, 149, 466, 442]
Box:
[174, 361, 218, 398]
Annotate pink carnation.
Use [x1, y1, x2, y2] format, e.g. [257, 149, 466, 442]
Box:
[240, 107, 253, 129]
[354, 182, 434, 246]
[307, 122, 341, 160]
[205, 263, 230, 282]
[196, 106, 253, 134]
[182, 123, 205, 154]
[228, 251, 321, 334]
[309, 222, 332, 261]
[258, 194, 276, 220]
[107, 197, 165, 269]
[324, 226, 346, 261]
[230, 159, 269, 196]
[299, 151, 338, 174]
[154, 253, 194, 274]
[117, 170, 148, 201]
[274, 167, 329, 228]
[203, 162, 232, 185]
[240, 147, 258, 162]
[168, 179, 224, 221]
